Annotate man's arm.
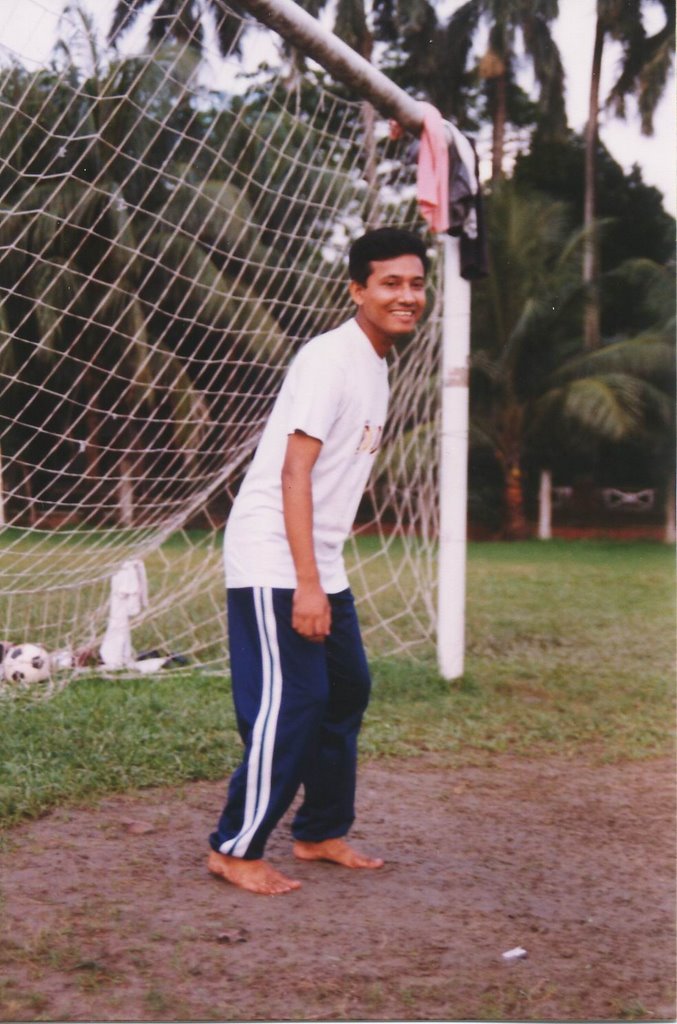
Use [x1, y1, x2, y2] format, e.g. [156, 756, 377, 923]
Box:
[281, 430, 331, 642]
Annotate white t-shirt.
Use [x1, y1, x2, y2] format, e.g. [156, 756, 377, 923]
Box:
[224, 318, 389, 593]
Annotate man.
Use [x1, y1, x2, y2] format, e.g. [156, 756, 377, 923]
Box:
[208, 227, 429, 895]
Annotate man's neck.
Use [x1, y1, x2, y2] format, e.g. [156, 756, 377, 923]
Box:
[354, 312, 392, 359]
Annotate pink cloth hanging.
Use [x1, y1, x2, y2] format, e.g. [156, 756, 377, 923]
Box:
[416, 102, 449, 233]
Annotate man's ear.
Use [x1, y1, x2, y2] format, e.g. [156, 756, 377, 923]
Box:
[348, 279, 364, 306]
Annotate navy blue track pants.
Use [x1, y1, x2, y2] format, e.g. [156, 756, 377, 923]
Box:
[209, 586, 371, 860]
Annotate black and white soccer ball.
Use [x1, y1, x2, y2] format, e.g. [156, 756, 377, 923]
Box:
[3, 643, 52, 686]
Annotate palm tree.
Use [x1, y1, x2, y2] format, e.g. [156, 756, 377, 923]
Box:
[532, 259, 675, 541]
[108, 0, 244, 58]
[467, 187, 670, 540]
[583, 0, 675, 349]
[464, 0, 566, 179]
[0, 37, 288, 527]
[469, 180, 582, 537]
[109, 0, 383, 225]
[375, 0, 566, 179]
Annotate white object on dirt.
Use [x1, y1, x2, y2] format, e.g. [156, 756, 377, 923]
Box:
[502, 946, 528, 961]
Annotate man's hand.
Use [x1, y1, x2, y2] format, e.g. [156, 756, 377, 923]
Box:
[292, 580, 331, 643]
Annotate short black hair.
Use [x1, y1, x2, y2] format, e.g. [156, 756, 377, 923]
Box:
[348, 227, 429, 285]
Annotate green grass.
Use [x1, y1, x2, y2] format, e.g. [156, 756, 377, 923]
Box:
[0, 540, 674, 829]
[367, 541, 674, 759]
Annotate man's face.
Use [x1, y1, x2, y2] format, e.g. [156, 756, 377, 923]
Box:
[349, 253, 427, 356]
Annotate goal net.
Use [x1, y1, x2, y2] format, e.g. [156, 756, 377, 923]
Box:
[0, 0, 443, 696]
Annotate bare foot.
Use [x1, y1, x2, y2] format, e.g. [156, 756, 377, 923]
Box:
[207, 850, 301, 895]
[293, 837, 384, 869]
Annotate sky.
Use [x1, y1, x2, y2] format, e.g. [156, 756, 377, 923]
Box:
[0, 0, 674, 214]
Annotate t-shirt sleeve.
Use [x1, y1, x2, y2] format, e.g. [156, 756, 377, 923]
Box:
[284, 343, 344, 443]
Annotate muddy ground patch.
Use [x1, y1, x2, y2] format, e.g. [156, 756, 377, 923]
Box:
[0, 755, 674, 1022]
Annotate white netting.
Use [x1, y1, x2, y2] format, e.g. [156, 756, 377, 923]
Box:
[0, 0, 442, 696]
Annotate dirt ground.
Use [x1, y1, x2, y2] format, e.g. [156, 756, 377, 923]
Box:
[0, 754, 674, 1023]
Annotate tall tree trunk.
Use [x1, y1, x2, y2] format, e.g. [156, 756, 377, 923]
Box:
[84, 408, 101, 481]
[21, 462, 38, 527]
[118, 453, 134, 528]
[492, 71, 507, 181]
[503, 458, 528, 539]
[538, 468, 552, 540]
[583, 18, 605, 350]
[83, 407, 105, 526]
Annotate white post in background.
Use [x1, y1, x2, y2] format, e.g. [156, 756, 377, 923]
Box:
[437, 234, 471, 680]
[538, 468, 553, 540]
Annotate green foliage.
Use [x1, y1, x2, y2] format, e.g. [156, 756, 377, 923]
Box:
[468, 180, 586, 532]
[108, 0, 244, 60]
[467, 171, 674, 531]
[602, 0, 676, 136]
[0, 41, 379, 527]
[529, 260, 675, 475]
[472, 180, 578, 357]
[514, 132, 675, 276]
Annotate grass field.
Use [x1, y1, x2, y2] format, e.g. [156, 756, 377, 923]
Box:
[0, 539, 674, 830]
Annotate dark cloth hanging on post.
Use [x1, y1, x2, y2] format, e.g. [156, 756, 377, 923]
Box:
[444, 122, 489, 281]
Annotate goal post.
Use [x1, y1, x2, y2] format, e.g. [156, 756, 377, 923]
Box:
[229, 0, 424, 132]
[438, 235, 471, 680]
[233, 0, 471, 678]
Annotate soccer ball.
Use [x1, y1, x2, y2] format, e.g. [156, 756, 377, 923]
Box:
[3, 643, 52, 686]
